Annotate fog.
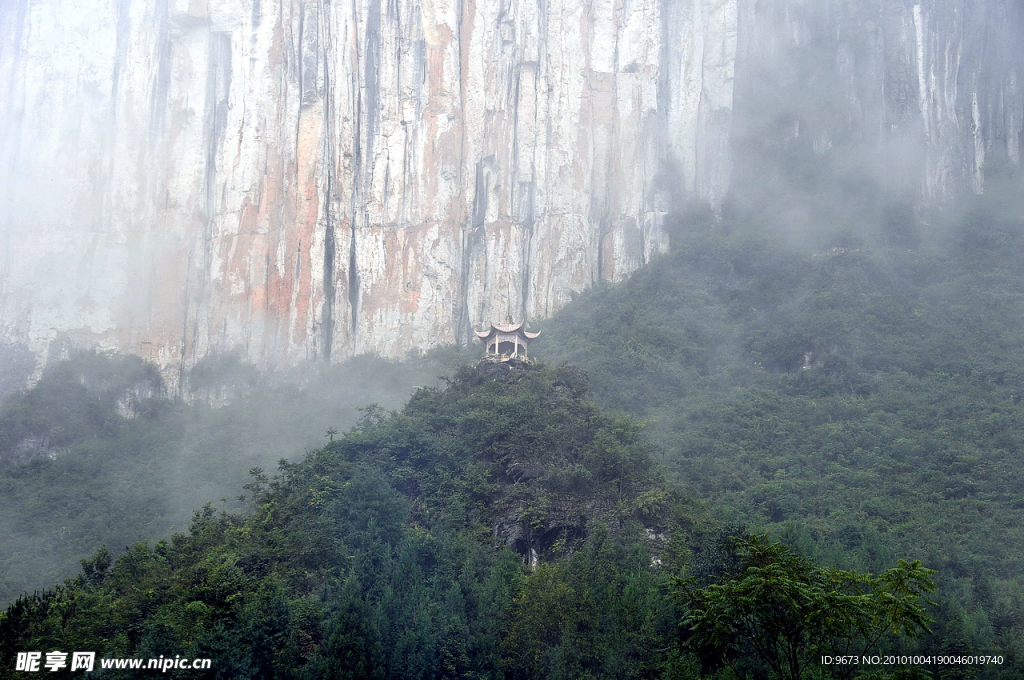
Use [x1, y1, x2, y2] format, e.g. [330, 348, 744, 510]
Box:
[1, 1, 1021, 375]
[0, 346, 481, 603]
[717, 0, 1024, 252]
[1, 1, 1024, 671]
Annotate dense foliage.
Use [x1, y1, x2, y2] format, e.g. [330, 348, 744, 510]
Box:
[0, 364, 680, 679]
[2, 362, 943, 679]
[537, 192, 1024, 675]
[4, 187, 1024, 677]
[678, 536, 936, 680]
[0, 350, 462, 604]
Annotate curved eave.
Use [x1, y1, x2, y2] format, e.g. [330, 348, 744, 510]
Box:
[474, 323, 539, 340]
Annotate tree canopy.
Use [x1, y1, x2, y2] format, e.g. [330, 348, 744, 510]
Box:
[678, 536, 937, 680]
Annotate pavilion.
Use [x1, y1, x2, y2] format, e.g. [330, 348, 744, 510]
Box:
[474, 320, 540, 360]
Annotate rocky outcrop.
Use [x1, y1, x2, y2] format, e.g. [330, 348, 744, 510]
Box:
[0, 0, 1021, 386]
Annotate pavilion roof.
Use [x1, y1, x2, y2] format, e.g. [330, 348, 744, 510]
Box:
[474, 321, 540, 340]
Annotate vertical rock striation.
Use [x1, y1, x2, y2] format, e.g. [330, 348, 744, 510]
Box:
[730, 0, 1024, 218]
[0, 0, 1020, 384]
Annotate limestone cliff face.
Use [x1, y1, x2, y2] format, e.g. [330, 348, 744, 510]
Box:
[0, 0, 1021, 385]
[729, 0, 1024, 215]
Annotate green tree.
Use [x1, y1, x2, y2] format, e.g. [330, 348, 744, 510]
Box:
[677, 536, 936, 680]
[309, 575, 383, 680]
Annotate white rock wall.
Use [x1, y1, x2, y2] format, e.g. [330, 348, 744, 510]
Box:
[729, 0, 1024, 206]
[0, 0, 1020, 385]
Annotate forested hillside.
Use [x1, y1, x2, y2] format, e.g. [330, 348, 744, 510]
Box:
[0, 351, 464, 605]
[2, 362, 944, 679]
[537, 190, 1024, 672]
[0, 363, 678, 678]
[4, 186, 1024, 676]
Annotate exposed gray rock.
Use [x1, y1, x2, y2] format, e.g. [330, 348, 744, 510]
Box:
[0, 0, 1020, 387]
